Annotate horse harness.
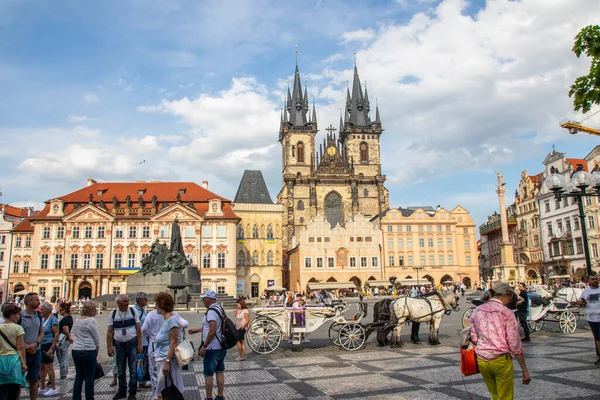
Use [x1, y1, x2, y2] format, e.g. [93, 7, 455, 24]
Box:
[397, 292, 451, 322]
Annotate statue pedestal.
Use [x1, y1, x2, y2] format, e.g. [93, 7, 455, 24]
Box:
[127, 271, 187, 302]
[185, 266, 201, 294]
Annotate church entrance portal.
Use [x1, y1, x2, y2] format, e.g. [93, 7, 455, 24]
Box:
[325, 191, 344, 228]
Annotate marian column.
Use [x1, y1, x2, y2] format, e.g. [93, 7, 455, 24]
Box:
[495, 171, 524, 282]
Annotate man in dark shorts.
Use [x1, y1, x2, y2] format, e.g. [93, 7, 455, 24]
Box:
[190, 290, 226, 400]
[19, 293, 44, 400]
[578, 275, 600, 365]
[516, 282, 531, 342]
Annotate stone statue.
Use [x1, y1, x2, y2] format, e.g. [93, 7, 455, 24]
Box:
[138, 195, 144, 208]
[99, 200, 106, 210]
[126, 195, 132, 208]
[112, 196, 118, 209]
[139, 219, 189, 276]
[88, 193, 93, 203]
[176, 192, 181, 203]
[151, 195, 157, 209]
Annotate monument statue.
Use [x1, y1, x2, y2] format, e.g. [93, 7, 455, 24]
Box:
[140, 219, 191, 276]
[139, 218, 189, 276]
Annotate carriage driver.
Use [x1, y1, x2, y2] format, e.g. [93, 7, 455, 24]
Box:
[577, 274, 600, 365]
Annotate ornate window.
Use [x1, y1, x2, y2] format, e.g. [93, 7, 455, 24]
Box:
[297, 142, 305, 163]
[237, 225, 244, 239]
[267, 250, 273, 266]
[252, 224, 259, 238]
[266, 224, 273, 239]
[252, 251, 259, 265]
[297, 200, 304, 211]
[324, 191, 344, 228]
[360, 142, 368, 162]
[218, 253, 226, 268]
[363, 188, 368, 197]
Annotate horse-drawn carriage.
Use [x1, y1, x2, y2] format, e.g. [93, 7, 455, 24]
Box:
[247, 291, 460, 354]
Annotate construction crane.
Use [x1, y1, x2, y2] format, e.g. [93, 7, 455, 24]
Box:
[560, 118, 600, 136]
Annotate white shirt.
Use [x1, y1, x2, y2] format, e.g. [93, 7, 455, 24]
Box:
[141, 310, 189, 345]
[581, 286, 600, 323]
[108, 307, 140, 343]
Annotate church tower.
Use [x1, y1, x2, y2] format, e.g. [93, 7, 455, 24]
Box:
[277, 60, 389, 249]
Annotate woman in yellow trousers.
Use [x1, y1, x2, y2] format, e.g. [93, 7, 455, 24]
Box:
[469, 283, 531, 399]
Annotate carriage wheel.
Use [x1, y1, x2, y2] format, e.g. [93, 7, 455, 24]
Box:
[462, 307, 475, 329]
[559, 311, 577, 334]
[338, 323, 366, 351]
[328, 322, 342, 346]
[246, 317, 282, 354]
[527, 318, 544, 332]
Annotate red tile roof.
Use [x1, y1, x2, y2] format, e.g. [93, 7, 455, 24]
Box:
[30, 181, 239, 221]
[565, 158, 588, 172]
[531, 173, 543, 186]
[12, 217, 34, 232]
[0, 204, 31, 218]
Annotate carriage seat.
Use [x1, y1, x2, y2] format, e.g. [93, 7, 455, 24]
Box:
[530, 297, 551, 307]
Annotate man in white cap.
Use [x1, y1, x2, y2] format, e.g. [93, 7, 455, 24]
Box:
[189, 290, 226, 400]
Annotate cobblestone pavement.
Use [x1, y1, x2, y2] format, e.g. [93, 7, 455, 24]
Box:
[19, 296, 600, 399]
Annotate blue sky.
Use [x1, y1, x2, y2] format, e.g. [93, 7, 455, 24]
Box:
[1, 0, 599, 230]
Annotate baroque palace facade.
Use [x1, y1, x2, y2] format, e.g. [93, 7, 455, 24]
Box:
[8, 180, 240, 299]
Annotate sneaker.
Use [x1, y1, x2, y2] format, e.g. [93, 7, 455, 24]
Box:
[215, 396, 225, 400]
[127, 395, 137, 400]
[112, 393, 127, 400]
[521, 337, 531, 342]
[44, 388, 59, 397]
[235, 356, 242, 361]
[594, 358, 600, 366]
[38, 388, 47, 395]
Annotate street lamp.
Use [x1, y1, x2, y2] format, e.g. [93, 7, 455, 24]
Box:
[545, 167, 600, 277]
[412, 266, 424, 286]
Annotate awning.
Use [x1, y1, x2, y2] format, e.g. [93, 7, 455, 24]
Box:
[265, 285, 286, 291]
[397, 279, 432, 286]
[307, 282, 357, 290]
[366, 280, 392, 286]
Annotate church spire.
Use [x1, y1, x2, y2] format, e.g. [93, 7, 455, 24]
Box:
[348, 64, 369, 126]
[311, 99, 317, 124]
[375, 101, 381, 125]
[288, 65, 308, 127]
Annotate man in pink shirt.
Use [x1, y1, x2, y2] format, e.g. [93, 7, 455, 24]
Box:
[469, 282, 531, 400]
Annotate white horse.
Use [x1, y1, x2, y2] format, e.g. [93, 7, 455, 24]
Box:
[389, 292, 460, 347]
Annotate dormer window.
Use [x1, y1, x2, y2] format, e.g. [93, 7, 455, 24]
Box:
[97, 189, 106, 196]
[179, 189, 186, 195]
[138, 189, 146, 195]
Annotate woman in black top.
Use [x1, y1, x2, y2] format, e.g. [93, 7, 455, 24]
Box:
[57, 302, 74, 379]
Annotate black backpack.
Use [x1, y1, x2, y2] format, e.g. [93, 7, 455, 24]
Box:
[208, 306, 238, 349]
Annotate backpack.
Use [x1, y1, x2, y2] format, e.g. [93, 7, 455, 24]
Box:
[208, 306, 238, 350]
[111, 307, 136, 321]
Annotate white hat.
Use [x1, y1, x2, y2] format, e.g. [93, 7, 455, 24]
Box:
[200, 289, 217, 300]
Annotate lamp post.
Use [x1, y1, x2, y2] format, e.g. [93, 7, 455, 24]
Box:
[545, 167, 600, 277]
[412, 266, 424, 286]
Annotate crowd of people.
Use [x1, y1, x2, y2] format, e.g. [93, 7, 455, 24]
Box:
[0, 289, 238, 400]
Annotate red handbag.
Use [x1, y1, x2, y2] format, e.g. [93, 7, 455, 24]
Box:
[460, 343, 479, 376]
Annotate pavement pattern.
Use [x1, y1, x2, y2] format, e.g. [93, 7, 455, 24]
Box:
[21, 330, 600, 400]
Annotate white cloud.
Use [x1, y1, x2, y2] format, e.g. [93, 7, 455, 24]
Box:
[83, 93, 99, 102]
[68, 115, 89, 122]
[310, 0, 598, 186]
[341, 29, 376, 43]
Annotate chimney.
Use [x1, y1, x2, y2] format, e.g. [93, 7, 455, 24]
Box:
[202, 181, 208, 189]
[27, 207, 33, 216]
[87, 178, 97, 187]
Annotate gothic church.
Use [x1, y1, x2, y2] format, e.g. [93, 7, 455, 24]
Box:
[277, 63, 390, 248]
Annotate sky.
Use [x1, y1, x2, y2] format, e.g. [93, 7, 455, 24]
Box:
[1, 0, 600, 230]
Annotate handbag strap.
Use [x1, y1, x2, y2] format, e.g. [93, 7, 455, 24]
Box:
[0, 328, 17, 351]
